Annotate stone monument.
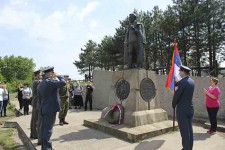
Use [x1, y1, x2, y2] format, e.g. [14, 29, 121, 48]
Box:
[84, 13, 176, 143]
[124, 13, 146, 68]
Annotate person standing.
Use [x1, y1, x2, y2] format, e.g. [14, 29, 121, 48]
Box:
[73, 81, 83, 109]
[38, 66, 66, 150]
[58, 75, 70, 126]
[30, 70, 42, 139]
[68, 78, 74, 109]
[1, 83, 9, 117]
[22, 83, 32, 115]
[17, 83, 23, 111]
[0, 82, 6, 117]
[84, 81, 94, 111]
[204, 78, 220, 134]
[172, 65, 194, 150]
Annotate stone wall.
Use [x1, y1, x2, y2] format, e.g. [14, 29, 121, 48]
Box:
[157, 75, 225, 120]
[92, 70, 225, 121]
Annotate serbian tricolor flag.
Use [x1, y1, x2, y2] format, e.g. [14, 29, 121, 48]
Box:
[165, 40, 182, 91]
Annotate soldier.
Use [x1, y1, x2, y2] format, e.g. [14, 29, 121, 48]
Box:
[37, 72, 45, 145]
[38, 66, 66, 150]
[68, 78, 74, 109]
[58, 75, 70, 126]
[172, 65, 195, 150]
[30, 70, 42, 139]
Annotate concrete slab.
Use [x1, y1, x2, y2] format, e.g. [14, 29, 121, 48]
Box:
[84, 119, 177, 142]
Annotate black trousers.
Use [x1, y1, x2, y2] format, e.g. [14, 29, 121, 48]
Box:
[41, 112, 56, 150]
[1, 100, 8, 116]
[207, 107, 219, 132]
[85, 95, 92, 110]
[177, 110, 193, 150]
[23, 99, 29, 115]
[18, 97, 23, 110]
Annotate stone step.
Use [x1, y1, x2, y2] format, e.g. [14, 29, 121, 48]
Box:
[84, 119, 178, 143]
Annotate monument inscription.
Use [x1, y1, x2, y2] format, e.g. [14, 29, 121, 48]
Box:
[115, 79, 130, 101]
[140, 78, 156, 102]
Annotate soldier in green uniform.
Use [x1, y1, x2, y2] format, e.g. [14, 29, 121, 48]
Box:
[58, 75, 70, 126]
[30, 70, 42, 139]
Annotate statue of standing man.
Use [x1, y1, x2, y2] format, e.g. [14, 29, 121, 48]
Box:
[124, 13, 146, 68]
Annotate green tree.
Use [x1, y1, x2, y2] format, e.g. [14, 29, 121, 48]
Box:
[0, 55, 35, 91]
[74, 40, 98, 78]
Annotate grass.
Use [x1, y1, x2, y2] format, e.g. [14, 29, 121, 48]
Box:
[0, 93, 23, 150]
[0, 104, 16, 125]
[0, 129, 23, 150]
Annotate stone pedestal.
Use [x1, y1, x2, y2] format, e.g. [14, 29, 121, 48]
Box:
[84, 69, 177, 142]
[92, 69, 168, 127]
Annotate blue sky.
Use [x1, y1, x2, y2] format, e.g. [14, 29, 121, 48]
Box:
[0, 0, 173, 80]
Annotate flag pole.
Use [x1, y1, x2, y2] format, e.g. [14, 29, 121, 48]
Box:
[173, 108, 175, 131]
[173, 39, 177, 131]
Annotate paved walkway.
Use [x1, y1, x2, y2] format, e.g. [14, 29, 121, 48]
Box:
[9, 100, 225, 150]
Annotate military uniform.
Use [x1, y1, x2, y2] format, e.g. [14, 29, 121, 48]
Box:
[30, 74, 41, 139]
[58, 75, 70, 125]
[38, 67, 66, 150]
[172, 65, 194, 150]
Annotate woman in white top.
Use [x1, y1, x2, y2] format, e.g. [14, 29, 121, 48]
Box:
[73, 81, 83, 109]
[1, 84, 9, 117]
[0, 82, 6, 117]
[22, 83, 32, 115]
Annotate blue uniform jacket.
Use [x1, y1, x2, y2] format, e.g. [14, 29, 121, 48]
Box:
[38, 76, 66, 115]
[172, 76, 195, 115]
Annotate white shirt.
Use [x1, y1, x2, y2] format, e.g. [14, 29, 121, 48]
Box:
[0, 88, 4, 101]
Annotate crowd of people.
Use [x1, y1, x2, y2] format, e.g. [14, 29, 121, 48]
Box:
[15, 67, 94, 150]
[0, 64, 221, 150]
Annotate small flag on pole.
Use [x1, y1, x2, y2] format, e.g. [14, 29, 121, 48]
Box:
[165, 39, 182, 91]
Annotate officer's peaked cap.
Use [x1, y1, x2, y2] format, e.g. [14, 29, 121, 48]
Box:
[34, 69, 41, 75]
[180, 65, 191, 73]
[43, 66, 54, 73]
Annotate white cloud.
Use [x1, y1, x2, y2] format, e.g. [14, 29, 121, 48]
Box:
[77, 1, 100, 20]
[29, 11, 65, 42]
[10, 0, 29, 6]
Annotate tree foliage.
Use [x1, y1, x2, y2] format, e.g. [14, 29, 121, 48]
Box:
[0, 55, 35, 91]
[74, 0, 225, 76]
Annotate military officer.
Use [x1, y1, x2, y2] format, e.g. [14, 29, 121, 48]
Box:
[30, 69, 42, 139]
[58, 74, 70, 126]
[38, 66, 66, 150]
[172, 65, 195, 150]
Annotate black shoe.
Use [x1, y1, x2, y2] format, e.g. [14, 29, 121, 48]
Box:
[62, 118, 69, 125]
[74, 107, 77, 109]
[59, 119, 63, 126]
[37, 142, 42, 145]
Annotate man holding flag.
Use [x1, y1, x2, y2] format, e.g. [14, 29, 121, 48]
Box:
[166, 40, 195, 150]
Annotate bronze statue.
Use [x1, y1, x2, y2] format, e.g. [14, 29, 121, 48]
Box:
[124, 13, 146, 68]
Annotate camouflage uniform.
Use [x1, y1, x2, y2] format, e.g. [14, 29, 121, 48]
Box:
[58, 83, 69, 125]
[30, 79, 41, 139]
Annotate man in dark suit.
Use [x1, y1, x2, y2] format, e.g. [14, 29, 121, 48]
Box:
[172, 65, 195, 150]
[38, 66, 66, 150]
